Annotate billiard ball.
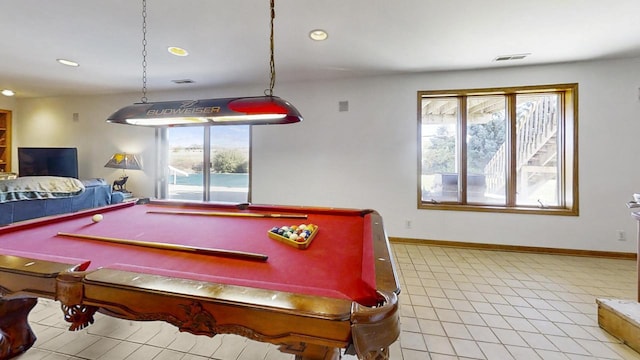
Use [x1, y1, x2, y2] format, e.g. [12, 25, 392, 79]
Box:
[92, 214, 103, 223]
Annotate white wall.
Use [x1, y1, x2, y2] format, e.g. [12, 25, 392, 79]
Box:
[0, 97, 16, 110]
[15, 94, 156, 195]
[14, 56, 640, 253]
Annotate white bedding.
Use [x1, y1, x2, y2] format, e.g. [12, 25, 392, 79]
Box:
[0, 176, 85, 203]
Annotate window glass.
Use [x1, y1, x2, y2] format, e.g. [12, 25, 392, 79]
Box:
[467, 95, 506, 205]
[515, 93, 559, 207]
[418, 84, 577, 215]
[420, 98, 459, 202]
[167, 127, 205, 201]
[163, 126, 250, 202]
[209, 126, 250, 203]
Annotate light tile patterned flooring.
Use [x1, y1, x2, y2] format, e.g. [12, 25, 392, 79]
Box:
[14, 243, 640, 360]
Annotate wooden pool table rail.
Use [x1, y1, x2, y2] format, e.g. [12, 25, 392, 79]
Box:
[1, 263, 398, 360]
[0, 203, 400, 360]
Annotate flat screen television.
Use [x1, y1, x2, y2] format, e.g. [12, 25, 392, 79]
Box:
[18, 147, 79, 178]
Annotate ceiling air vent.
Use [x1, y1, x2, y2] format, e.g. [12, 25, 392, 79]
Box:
[171, 79, 195, 84]
[493, 53, 531, 62]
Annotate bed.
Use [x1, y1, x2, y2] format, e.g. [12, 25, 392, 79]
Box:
[0, 176, 125, 225]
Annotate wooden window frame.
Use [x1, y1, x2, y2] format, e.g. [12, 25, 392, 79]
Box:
[417, 83, 579, 216]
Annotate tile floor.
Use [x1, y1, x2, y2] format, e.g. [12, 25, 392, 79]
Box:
[13, 243, 640, 360]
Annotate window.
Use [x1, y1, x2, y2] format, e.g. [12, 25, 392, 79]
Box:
[156, 126, 251, 202]
[418, 84, 578, 215]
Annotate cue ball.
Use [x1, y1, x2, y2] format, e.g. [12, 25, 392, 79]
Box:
[92, 214, 103, 223]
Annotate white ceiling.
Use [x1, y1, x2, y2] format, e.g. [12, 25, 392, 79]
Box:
[2, 0, 640, 99]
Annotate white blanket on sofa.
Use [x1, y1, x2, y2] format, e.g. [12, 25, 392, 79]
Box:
[0, 176, 85, 203]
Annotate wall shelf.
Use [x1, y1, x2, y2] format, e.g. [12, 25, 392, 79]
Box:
[0, 110, 11, 173]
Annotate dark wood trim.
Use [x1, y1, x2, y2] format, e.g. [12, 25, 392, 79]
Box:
[417, 83, 579, 216]
[390, 237, 636, 260]
[507, 93, 516, 207]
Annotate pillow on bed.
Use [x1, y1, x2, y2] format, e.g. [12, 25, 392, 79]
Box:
[0, 176, 85, 203]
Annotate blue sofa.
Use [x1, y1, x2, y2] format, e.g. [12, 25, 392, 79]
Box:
[0, 177, 124, 225]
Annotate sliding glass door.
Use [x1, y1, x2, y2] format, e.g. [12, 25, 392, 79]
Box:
[158, 126, 250, 202]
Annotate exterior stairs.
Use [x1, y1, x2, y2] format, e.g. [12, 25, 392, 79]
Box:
[484, 97, 558, 197]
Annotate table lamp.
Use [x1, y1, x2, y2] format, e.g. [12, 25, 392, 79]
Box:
[104, 153, 142, 193]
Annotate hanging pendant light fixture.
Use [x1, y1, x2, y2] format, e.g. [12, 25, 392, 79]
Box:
[107, 0, 302, 127]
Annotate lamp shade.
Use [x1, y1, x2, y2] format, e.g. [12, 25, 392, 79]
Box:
[106, 96, 303, 127]
[104, 153, 142, 170]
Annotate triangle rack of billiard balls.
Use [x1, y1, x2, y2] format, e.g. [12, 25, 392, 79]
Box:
[268, 224, 318, 249]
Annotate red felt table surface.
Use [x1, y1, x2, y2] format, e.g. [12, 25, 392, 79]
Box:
[0, 202, 378, 305]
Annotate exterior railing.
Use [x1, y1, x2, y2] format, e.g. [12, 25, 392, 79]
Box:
[168, 165, 189, 184]
[484, 98, 557, 195]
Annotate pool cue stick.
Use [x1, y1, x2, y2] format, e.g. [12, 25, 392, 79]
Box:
[56, 232, 268, 262]
[146, 210, 308, 219]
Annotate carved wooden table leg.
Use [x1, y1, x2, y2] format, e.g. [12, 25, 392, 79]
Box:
[0, 298, 37, 359]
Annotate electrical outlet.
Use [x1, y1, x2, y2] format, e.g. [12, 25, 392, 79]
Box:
[405, 220, 412, 229]
[617, 230, 626, 241]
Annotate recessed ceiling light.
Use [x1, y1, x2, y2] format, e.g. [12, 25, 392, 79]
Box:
[168, 46, 189, 56]
[1, 89, 15, 97]
[309, 29, 328, 41]
[57, 58, 80, 67]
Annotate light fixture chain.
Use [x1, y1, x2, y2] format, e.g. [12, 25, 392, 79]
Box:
[268, 0, 275, 97]
[141, 0, 148, 103]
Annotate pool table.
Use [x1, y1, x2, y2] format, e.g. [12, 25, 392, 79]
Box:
[0, 200, 400, 360]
